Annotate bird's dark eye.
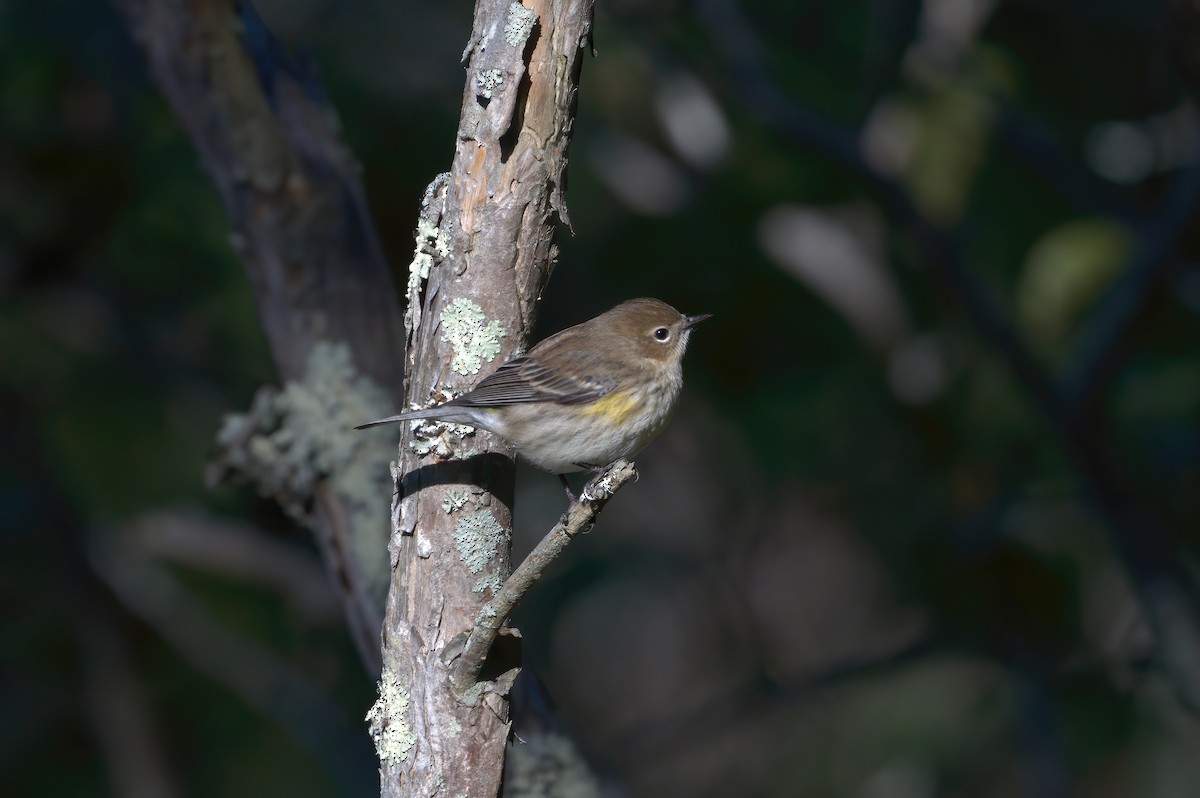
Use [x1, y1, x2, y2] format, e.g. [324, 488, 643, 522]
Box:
[653, 326, 671, 341]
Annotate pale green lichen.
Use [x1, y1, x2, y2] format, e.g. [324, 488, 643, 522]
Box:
[504, 2, 537, 47]
[406, 176, 452, 331]
[408, 418, 478, 460]
[211, 341, 393, 604]
[441, 489, 470, 514]
[458, 103, 486, 138]
[458, 681, 484, 707]
[453, 509, 507, 576]
[408, 426, 444, 458]
[366, 669, 417, 765]
[476, 68, 504, 99]
[407, 215, 453, 330]
[473, 571, 503, 595]
[506, 731, 603, 798]
[440, 298, 504, 376]
[447, 717, 463, 738]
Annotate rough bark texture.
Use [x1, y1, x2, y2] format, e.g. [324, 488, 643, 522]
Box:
[111, 0, 405, 674]
[114, 0, 597, 791]
[372, 2, 596, 796]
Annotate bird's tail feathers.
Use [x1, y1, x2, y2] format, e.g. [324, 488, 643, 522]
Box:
[354, 405, 460, 430]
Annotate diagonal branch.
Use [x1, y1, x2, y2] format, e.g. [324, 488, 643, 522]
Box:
[89, 531, 377, 794]
[450, 460, 638, 696]
[1062, 159, 1200, 421]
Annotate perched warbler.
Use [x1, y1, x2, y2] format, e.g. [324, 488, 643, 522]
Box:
[356, 298, 710, 476]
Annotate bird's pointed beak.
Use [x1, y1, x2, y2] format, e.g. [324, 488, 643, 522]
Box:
[683, 313, 713, 330]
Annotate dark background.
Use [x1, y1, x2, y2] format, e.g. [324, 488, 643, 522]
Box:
[3, 1, 1200, 796]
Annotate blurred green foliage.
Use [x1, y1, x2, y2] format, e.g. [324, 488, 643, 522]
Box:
[2, 0, 1199, 797]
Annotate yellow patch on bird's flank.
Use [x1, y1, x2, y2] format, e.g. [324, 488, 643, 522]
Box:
[579, 391, 639, 424]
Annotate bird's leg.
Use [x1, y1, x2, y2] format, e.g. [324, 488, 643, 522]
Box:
[558, 473, 577, 502]
[561, 463, 610, 503]
[569, 462, 609, 503]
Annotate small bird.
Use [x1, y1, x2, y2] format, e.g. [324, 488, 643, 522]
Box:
[357, 298, 710, 483]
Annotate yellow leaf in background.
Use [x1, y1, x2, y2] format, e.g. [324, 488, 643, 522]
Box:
[1016, 218, 1131, 353]
[906, 81, 995, 224]
[896, 48, 1014, 224]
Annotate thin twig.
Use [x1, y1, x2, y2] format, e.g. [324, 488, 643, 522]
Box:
[993, 98, 1141, 221]
[617, 632, 946, 767]
[88, 533, 378, 795]
[1062, 160, 1200, 420]
[451, 460, 639, 696]
[126, 509, 341, 622]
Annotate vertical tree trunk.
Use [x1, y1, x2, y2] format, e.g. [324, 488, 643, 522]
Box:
[371, 2, 595, 796]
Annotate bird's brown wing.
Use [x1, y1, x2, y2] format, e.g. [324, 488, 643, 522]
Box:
[451, 332, 618, 407]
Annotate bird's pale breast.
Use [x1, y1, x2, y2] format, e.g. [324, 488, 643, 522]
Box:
[483, 375, 681, 473]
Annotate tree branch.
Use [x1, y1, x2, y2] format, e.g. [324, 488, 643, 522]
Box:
[110, 0, 404, 675]
[1062, 148, 1200, 423]
[372, 2, 597, 796]
[451, 460, 638, 696]
[116, 0, 599, 792]
[89, 531, 377, 795]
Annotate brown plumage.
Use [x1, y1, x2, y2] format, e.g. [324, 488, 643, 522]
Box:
[357, 298, 710, 474]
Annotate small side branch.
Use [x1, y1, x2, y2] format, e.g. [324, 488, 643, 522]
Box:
[450, 460, 638, 696]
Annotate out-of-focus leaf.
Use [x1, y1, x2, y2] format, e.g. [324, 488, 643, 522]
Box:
[1016, 218, 1131, 353]
[904, 69, 1003, 221]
